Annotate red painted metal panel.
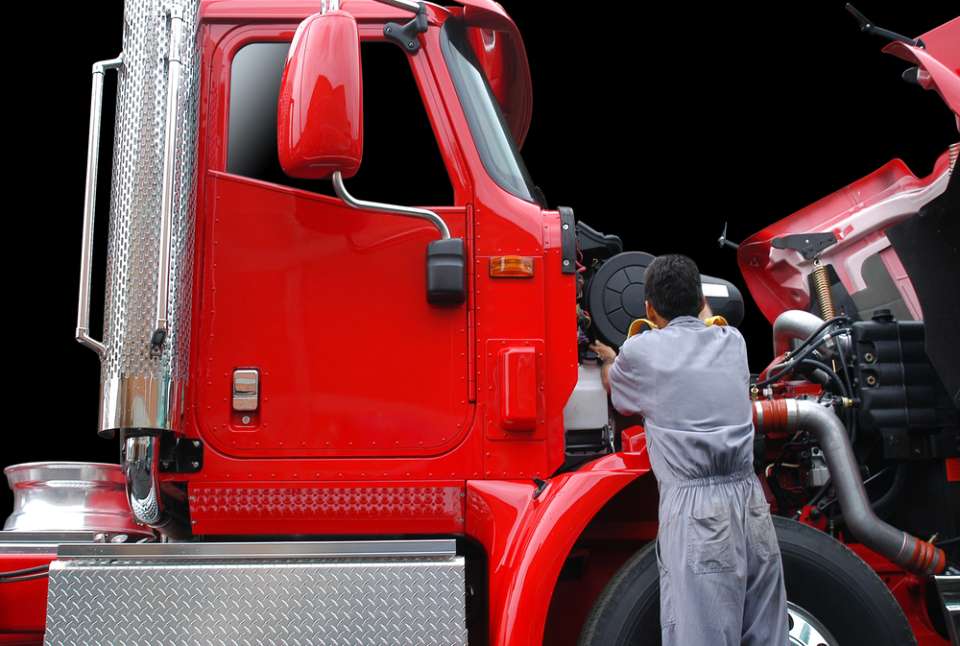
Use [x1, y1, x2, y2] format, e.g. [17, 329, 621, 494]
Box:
[0, 554, 54, 638]
[946, 457, 960, 482]
[190, 481, 464, 534]
[466, 451, 652, 646]
[201, 0, 449, 24]
[485, 340, 544, 441]
[194, 172, 471, 458]
[884, 17, 960, 118]
[737, 153, 954, 323]
[174, 7, 577, 540]
[849, 544, 950, 646]
[499, 346, 537, 430]
[0, 636, 42, 645]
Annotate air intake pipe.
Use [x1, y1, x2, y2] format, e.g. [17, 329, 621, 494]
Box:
[772, 310, 827, 357]
[754, 398, 946, 575]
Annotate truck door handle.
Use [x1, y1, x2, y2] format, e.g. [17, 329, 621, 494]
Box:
[76, 55, 123, 358]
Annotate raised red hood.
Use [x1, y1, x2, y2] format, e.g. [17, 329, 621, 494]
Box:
[737, 16, 959, 325]
[884, 17, 960, 119]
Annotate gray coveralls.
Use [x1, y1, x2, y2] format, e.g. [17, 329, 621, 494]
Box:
[609, 315, 788, 645]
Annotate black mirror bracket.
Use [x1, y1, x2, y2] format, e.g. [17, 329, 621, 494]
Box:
[384, 2, 427, 53]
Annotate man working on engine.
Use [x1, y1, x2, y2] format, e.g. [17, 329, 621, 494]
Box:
[590, 254, 788, 646]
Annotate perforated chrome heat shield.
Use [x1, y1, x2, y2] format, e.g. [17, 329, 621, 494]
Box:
[99, 0, 200, 434]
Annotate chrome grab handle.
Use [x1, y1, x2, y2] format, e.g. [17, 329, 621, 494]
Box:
[332, 171, 451, 240]
[76, 56, 123, 358]
[151, 7, 185, 353]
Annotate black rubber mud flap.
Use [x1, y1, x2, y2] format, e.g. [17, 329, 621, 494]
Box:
[578, 516, 917, 646]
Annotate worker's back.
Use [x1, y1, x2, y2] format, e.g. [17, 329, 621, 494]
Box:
[608, 315, 754, 483]
[607, 313, 788, 645]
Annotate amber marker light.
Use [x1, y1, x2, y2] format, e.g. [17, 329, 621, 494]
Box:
[490, 255, 535, 278]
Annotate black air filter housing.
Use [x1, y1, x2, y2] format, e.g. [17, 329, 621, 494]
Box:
[585, 251, 744, 347]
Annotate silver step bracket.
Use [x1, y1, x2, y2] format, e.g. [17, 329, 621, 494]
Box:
[44, 539, 468, 645]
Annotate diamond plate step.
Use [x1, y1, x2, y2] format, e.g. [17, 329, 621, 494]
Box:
[44, 540, 467, 645]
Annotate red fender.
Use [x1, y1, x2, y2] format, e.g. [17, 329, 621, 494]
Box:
[466, 448, 652, 646]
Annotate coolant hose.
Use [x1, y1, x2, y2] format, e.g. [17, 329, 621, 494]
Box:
[754, 398, 946, 575]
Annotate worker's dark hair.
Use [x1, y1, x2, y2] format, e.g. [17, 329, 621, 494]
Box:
[644, 254, 703, 320]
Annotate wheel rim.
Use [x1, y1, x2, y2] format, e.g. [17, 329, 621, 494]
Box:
[788, 601, 839, 646]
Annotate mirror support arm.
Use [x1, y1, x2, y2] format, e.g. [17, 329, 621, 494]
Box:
[332, 170, 451, 240]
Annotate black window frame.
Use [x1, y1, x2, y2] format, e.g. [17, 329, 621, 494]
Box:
[440, 19, 539, 205]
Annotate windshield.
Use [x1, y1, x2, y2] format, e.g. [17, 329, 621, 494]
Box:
[440, 19, 539, 204]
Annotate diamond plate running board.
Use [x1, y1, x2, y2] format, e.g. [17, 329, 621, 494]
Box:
[44, 539, 467, 645]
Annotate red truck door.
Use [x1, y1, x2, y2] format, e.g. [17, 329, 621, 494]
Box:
[193, 30, 472, 460]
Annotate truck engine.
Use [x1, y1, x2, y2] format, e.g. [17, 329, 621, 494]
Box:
[568, 217, 958, 568]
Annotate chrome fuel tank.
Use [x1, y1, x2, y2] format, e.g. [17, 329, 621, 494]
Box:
[76, 0, 201, 436]
[3, 462, 150, 538]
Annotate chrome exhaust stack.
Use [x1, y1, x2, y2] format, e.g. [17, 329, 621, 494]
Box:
[753, 398, 947, 575]
[76, 0, 200, 531]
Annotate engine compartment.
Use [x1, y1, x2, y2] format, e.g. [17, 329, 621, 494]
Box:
[565, 216, 959, 578]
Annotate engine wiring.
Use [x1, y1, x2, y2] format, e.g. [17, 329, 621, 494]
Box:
[831, 332, 858, 444]
[755, 317, 851, 388]
[796, 358, 849, 399]
[759, 315, 867, 520]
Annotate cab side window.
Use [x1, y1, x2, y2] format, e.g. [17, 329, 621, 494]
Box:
[228, 41, 453, 206]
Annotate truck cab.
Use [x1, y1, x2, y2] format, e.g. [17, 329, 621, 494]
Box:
[180, 0, 578, 537]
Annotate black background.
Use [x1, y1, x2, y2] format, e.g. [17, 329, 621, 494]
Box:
[3, 3, 957, 518]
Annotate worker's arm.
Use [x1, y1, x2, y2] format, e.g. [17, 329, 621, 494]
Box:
[589, 340, 618, 393]
[590, 337, 650, 417]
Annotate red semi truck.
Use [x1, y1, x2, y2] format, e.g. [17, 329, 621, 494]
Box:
[1, 1, 957, 644]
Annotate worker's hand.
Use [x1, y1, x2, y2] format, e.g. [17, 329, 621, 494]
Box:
[589, 340, 617, 364]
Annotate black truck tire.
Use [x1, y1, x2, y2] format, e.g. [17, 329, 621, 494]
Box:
[578, 516, 916, 646]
